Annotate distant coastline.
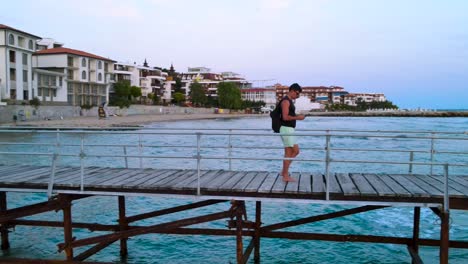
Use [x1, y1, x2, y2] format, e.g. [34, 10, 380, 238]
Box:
[306, 111, 468, 117]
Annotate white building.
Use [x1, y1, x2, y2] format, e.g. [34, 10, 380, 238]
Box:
[113, 60, 169, 103]
[344, 93, 387, 106]
[241, 88, 276, 109]
[34, 47, 115, 106]
[0, 24, 41, 104]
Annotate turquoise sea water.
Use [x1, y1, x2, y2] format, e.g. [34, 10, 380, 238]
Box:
[0, 116, 467, 263]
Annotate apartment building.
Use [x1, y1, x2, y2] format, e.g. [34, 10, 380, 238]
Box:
[34, 47, 115, 106]
[241, 88, 276, 108]
[275, 84, 347, 104]
[113, 60, 169, 103]
[343, 93, 386, 106]
[0, 24, 41, 104]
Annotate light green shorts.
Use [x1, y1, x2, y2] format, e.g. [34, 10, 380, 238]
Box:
[280, 126, 296, 147]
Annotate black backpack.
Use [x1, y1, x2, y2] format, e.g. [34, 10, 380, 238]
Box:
[270, 102, 282, 133]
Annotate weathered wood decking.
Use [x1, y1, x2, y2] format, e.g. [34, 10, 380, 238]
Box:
[1, 165, 466, 209]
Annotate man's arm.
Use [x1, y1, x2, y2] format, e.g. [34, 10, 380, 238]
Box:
[281, 100, 305, 121]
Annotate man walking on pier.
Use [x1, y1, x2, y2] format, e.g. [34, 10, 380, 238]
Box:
[280, 83, 305, 182]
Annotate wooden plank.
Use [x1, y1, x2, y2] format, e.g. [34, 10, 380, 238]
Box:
[376, 174, 412, 197]
[311, 173, 325, 193]
[231, 172, 258, 192]
[204, 171, 236, 190]
[428, 176, 468, 196]
[244, 172, 269, 192]
[388, 174, 430, 197]
[298, 172, 312, 194]
[257, 172, 279, 193]
[194, 170, 224, 190]
[326, 173, 341, 194]
[350, 173, 377, 196]
[362, 174, 395, 197]
[28, 167, 79, 183]
[96, 169, 154, 188]
[86, 168, 141, 185]
[404, 175, 444, 197]
[172, 170, 210, 190]
[0, 166, 50, 181]
[336, 173, 358, 196]
[0, 165, 34, 178]
[412, 175, 464, 197]
[63, 168, 129, 185]
[122, 170, 176, 187]
[138, 170, 183, 186]
[150, 170, 196, 187]
[284, 172, 300, 194]
[449, 175, 468, 187]
[8, 167, 55, 183]
[270, 173, 288, 194]
[216, 171, 247, 192]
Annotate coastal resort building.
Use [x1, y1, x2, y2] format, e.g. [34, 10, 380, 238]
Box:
[0, 24, 41, 105]
[343, 93, 386, 106]
[113, 60, 170, 104]
[34, 47, 115, 106]
[241, 88, 276, 109]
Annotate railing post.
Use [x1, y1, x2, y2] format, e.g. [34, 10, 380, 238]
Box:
[325, 131, 331, 201]
[228, 129, 232, 171]
[138, 134, 143, 169]
[47, 129, 60, 198]
[123, 146, 128, 168]
[443, 164, 449, 212]
[408, 151, 414, 175]
[196, 132, 202, 195]
[79, 133, 85, 192]
[430, 133, 435, 176]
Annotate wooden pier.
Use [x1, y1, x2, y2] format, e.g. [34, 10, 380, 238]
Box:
[0, 165, 467, 263]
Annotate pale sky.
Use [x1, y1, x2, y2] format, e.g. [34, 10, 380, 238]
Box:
[2, 0, 467, 109]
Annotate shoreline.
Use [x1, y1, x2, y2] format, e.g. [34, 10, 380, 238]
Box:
[0, 113, 261, 128]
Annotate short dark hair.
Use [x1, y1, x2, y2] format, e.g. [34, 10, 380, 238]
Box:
[289, 83, 302, 92]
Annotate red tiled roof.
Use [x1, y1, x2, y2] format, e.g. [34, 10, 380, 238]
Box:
[0, 24, 41, 39]
[35, 47, 116, 62]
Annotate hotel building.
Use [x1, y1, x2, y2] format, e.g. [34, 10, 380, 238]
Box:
[0, 24, 41, 104]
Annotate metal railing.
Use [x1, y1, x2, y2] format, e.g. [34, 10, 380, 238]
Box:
[0, 127, 467, 211]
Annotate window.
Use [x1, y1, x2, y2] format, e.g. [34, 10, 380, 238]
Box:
[82, 71, 87, 80]
[98, 73, 102, 81]
[44, 76, 49, 86]
[23, 70, 28, 82]
[22, 53, 28, 65]
[9, 50, 15, 63]
[67, 70, 74, 79]
[81, 58, 86, 67]
[38, 88, 42, 96]
[104, 63, 108, 72]
[10, 68, 16, 81]
[28, 40, 33, 50]
[9, 34, 14, 45]
[98, 61, 102, 69]
[59, 77, 63, 86]
[18, 36, 25, 48]
[53, 89, 57, 97]
[68, 57, 74, 67]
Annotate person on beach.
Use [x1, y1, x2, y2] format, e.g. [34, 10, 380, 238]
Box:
[279, 83, 305, 182]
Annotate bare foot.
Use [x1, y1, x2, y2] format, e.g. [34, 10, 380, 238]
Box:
[282, 175, 296, 182]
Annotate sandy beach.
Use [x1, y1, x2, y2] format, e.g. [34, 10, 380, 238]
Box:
[0, 113, 262, 128]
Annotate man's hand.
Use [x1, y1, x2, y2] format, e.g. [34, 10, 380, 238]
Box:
[296, 115, 305, 120]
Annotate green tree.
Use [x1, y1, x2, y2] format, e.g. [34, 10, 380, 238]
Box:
[217, 82, 242, 109]
[110, 80, 131, 108]
[148, 93, 159, 105]
[130, 86, 142, 103]
[174, 77, 184, 94]
[173, 92, 186, 105]
[189, 81, 207, 106]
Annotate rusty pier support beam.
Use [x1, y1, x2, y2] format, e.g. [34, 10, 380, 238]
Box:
[0, 192, 10, 250]
[440, 209, 450, 264]
[234, 201, 244, 264]
[61, 195, 74, 260]
[118, 196, 128, 257]
[254, 201, 261, 263]
[408, 207, 423, 264]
